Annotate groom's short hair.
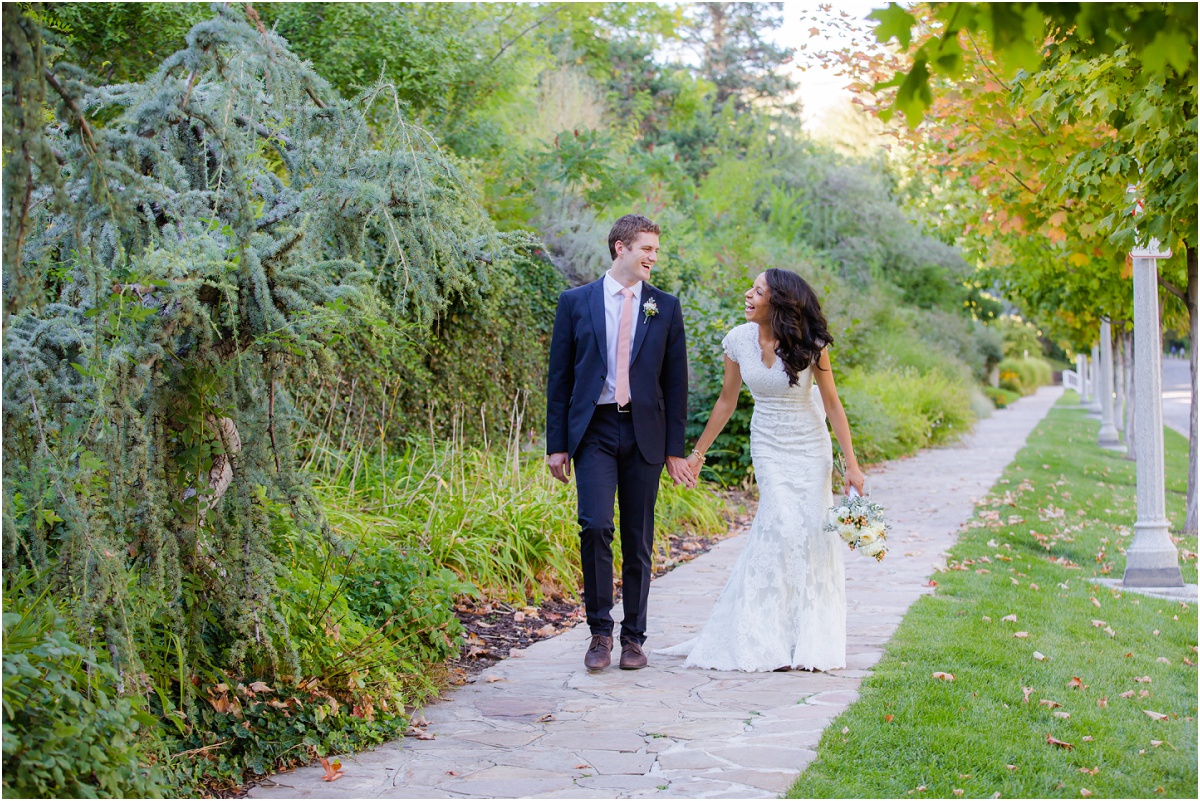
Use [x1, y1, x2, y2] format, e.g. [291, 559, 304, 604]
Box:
[608, 214, 661, 260]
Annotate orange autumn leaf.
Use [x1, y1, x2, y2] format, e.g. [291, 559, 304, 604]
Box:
[1067, 677, 1087, 689]
[1144, 710, 1168, 721]
[932, 672, 955, 681]
[1046, 733, 1074, 749]
[1040, 699, 1062, 709]
[319, 757, 343, 782]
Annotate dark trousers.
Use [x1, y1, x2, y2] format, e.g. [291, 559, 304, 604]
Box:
[573, 405, 663, 645]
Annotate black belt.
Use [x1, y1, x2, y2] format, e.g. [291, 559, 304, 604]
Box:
[596, 402, 631, 414]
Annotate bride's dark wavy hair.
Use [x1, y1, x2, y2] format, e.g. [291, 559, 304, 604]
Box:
[764, 268, 833, 387]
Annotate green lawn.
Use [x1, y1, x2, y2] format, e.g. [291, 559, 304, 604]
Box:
[789, 395, 1197, 799]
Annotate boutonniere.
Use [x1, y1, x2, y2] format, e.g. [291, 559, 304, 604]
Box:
[642, 297, 658, 323]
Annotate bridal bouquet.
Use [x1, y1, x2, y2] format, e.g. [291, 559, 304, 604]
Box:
[826, 490, 889, 561]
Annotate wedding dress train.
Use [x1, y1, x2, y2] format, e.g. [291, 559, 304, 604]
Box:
[658, 323, 846, 671]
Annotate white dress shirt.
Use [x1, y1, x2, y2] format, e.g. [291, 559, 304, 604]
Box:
[597, 270, 643, 404]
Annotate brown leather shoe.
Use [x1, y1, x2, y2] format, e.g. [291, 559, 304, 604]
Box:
[619, 640, 648, 670]
[584, 635, 613, 670]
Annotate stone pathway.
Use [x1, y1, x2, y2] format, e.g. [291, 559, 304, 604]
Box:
[250, 386, 1063, 800]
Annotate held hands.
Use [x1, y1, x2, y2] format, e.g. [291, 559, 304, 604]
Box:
[666, 455, 697, 489]
[843, 463, 866, 496]
[685, 452, 704, 479]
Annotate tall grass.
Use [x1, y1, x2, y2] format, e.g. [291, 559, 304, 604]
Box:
[303, 397, 729, 603]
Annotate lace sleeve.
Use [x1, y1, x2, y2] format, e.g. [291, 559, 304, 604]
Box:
[721, 327, 740, 364]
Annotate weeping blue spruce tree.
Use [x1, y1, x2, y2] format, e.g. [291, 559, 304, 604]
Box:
[3, 4, 498, 701]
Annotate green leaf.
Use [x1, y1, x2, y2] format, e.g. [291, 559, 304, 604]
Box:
[869, 3, 915, 49]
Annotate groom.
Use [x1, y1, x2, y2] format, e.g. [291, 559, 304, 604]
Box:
[546, 214, 694, 671]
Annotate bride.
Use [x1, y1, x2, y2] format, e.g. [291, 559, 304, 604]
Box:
[662, 268, 864, 672]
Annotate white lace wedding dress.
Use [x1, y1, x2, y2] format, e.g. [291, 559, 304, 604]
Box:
[659, 322, 846, 671]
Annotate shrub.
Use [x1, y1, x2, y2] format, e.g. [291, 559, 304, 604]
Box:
[984, 386, 1022, 408]
[2, 578, 169, 798]
[997, 356, 1053, 395]
[838, 367, 975, 463]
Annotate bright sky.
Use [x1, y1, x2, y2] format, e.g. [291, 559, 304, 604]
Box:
[772, 0, 886, 127]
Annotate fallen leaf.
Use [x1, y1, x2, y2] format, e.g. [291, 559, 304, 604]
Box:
[248, 681, 273, 694]
[1054, 711, 1071, 719]
[1090, 620, 1107, 627]
[982, 615, 992, 622]
[1135, 675, 1152, 683]
[1081, 789, 1093, 798]
[1144, 710, 1168, 721]
[1023, 687, 1035, 703]
[1002, 614, 1018, 623]
[1014, 631, 1029, 639]
[445, 770, 457, 776]
[1103, 626, 1116, 637]
[1067, 677, 1087, 689]
[1033, 651, 1048, 661]
[1040, 699, 1062, 708]
[842, 726, 850, 734]
[535, 624, 557, 637]
[1153, 629, 1160, 636]
[1140, 690, 1151, 698]
[513, 611, 525, 623]
[1097, 697, 1108, 708]
[536, 713, 555, 723]
[318, 757, 343, 782]
[575, 764, 589, 770]
[1079, 766, 1100, 776]
[1120, 690, 1137, 698]
[885, 714, 894, 722]
[1156, 657, 1170, 664]
[1046, 733, 1074, 749]
[917, 786, 927, 792]
[485, 675, 505, 683]
[953, 790, 964, 797]
[932, 672, 955, 681]
[1029, 583, 1040, 591]
[1150, 740, 1164, 748]
[1082, 736, 1094, 742]
[925, 580, 938, 587]
[1006, 764, 1018, 771]
[1090, 597, 1102, 608]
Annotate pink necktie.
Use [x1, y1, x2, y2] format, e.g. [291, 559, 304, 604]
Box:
[615, 288, 634, 405]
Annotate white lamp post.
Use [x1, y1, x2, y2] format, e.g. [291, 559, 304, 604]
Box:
[1123, 236, 1183, 587]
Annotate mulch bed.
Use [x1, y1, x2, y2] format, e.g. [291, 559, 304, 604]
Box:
[446, 489, 756, 683]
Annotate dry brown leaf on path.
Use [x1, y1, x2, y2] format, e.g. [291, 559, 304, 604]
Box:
[1046, 733, 1074, 749]
[932, 672, 955, 681]
[485, 675, 504, 683]
[318, 757, 343, 782]
[1144, 710, 1168, 721]
[535, 624, 557, 637]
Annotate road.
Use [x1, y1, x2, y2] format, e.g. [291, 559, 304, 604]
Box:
[1162, 357, 1193, 439]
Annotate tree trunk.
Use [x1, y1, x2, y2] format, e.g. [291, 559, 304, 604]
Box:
[1184, 246, 1197, 535]
[1125, 329, 1137, 462]
[1115, 325, 1126, 433]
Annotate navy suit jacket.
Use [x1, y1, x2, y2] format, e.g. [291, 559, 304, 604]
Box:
[545, 278, 688, 464]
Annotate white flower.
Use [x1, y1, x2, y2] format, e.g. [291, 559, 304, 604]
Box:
[837, 525, 858, 544]
[861, 539, 886, 557]
[836, 506, 850, 518]
[642, 298, 659, 322]
[857, 526, 880, 545]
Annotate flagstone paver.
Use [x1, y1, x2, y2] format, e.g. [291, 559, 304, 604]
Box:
[249, 386, 1063, 800]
